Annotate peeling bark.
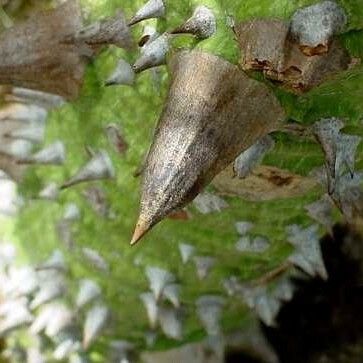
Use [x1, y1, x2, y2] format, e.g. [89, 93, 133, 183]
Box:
[235, 19, 289, 73]
[277, 38, 351, 92]
[236, 19, 351, 93]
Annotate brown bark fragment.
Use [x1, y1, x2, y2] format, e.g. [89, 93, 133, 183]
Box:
[167, 209, 190, 221]
[212, 165, 317, 201]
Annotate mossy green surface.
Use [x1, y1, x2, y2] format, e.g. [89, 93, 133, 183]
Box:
[11, 0, 363, 357]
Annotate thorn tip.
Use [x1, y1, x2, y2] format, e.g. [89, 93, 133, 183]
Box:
[130, 218, 150, 245]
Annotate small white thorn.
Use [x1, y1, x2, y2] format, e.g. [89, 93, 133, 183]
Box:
[129, 0, 165, 26]
[30, 280, 66, 310]
[37, 249, 67, 272]
[286, 224, 328, 280]
[53, 339, 81, 361]
[193, 256, 216, 280]
[196, 295, 225, 335]
[140, 292, 159, 328]
[178, 242, 195, 264]
[235, 235, 270, 253]
[76, 279, 102, 309]
[335, 133, 361, 177]
[61, 150, 115, 189]
[30, 304, 57, 335]
[145, 266, 175, 300]
[162, 283, 181, 308]
[235, 221, 254, 235]
[254, 293, 281, 327]
[158, 307, 183, 340]
[83, 304, 109, 349]
[304, 194, 334, 228]
[44, 303, 73, 338]
[171, 6, 216, 39]
[38, 182, 59, 201]
[105, 59, 135, 86]
[273, 278, 295, 302]
[193, 192, 228, 214]
[133, 33, 170, 73]
[81, 248, 109, 272]
[233, 136, 275, 178]
[18, 141, 66, 165]
[63, 203, 81, 222]
[222, 276, 240, 296]
[237, 284, 281, 327]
